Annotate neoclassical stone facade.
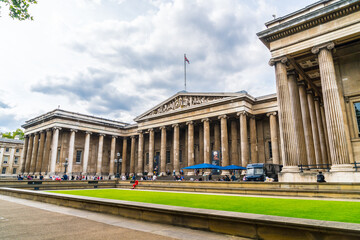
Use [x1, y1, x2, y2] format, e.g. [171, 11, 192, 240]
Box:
[20, 92, 280, 177]
[0, 138, 24, 177]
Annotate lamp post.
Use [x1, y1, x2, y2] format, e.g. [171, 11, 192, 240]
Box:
[115, 152, 121, 178]
[64, 158, 69, 174]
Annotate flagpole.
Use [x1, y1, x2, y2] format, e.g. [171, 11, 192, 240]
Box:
[184, 53, 186, 91]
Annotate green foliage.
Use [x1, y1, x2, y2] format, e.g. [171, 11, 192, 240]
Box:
[0, 0, 37, 20]
[50, 189, 360, 224]
[2, 128, 24, 140]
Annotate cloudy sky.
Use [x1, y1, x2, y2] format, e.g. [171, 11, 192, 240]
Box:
[0, 0, 317, 132]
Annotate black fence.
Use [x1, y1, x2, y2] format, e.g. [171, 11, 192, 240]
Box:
[353, 162, 360, 172]
[298, 164, 332, 172]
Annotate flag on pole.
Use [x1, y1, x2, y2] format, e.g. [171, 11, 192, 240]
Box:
[185, 55, 190, 64]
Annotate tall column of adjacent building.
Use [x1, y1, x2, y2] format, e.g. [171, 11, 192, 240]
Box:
[49, 127, 61, 176]
[0, 147, 4, 171]
[187, 121, 195, 172]
[67, 129, 77, 175]
[287, 71, 307, 165]
[148, 129, 154, 176]
[137, 132, 144, 176]
[121, 137, 128, 176]
[35, 131, 46, 175]
[160, 126, 167, 176]
[82, 131, 91, 175]
[214, 123, 220, 151]
[172, 124, 180, 174]
[269, 57, 299, 170]
[219, 115, 229, 174]
[25, 134, 34, 174]
[312, 42, 350, 169]
[230, 120, 239, 165]
[298, 81, 316, 166]
[199, 125, 204, 164]
[130, 136, 136, 176]
[202, 119, 210, 164]
[95, 134, 105, 176]
[314, 98, 328, 165]
[238, 111, 249, 167]
[20, 136, 29, 173]
[42, 129, 52, 174]
[307, 90, 322, 166]
[6, 147, 15, 175]
[267, 112, 280, 164]
[249, 116, 258, 163]
[30, 133, 39, 174]
[184, 129, 188, 166]
[320, 104, 331, 164]
[109, 136, 117, 177]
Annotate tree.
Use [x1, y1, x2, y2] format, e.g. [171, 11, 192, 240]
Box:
[0, 0, 37, 21]
[2, 128, 25, 140]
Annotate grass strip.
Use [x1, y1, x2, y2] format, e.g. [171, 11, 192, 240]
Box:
[48, 189, 360, 224]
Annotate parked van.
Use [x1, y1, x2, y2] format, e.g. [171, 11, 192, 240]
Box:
[245, 163, 282, 182]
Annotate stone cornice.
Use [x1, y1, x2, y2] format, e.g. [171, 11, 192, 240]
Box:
[257, 0, 360, 46]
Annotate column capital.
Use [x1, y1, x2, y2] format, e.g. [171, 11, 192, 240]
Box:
[186, 121, 194, 125]
[266, 111, 277, 117]
[137, 130, 143, 134]
[287, 70, 298, 78]
[99, 133, 106, 137]
[46, 128, 52, 132]
[313, 96, 321, 102]
[122, 136, 128, 140]
[201, 118, 210, 123]
[70, 129, 78, 133]
[297, 80, 307, 87]
[148, 128, 154, 132]
[85, 131, 92, 135]
[112, 135, 118, 138]
[130, 135, 136, 139]
[24, 135, 30, 139]
[237, 110, 248, 117]
[171, 124, 179, 128]
[269, 56, 288, 67]
[159, 126, 167, 130]
[53, 127, 62, 131]
[218, 115, 227, 120]
[307, 89, 315, 96]
[311, 41, 335, 55]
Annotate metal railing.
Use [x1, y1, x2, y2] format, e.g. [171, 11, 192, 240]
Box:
[353, 162, 360, 172]
[298, 164, 332, 172]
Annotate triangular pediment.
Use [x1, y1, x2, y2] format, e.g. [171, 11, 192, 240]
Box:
[135, 91, 249, 122]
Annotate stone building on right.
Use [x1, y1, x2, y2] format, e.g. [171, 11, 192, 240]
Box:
[257, 0, 360, 182]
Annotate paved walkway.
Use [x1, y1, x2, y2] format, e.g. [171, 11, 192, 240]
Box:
[0, 195, 246, 240]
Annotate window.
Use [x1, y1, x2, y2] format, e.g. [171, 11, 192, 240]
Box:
[76, 150, 82, 164]
[3, 156, 8, 164]
[5, 148, 9, 152]
[179, 150, 182, 163]
[16, 149, 19, 153]
[146, 153, 149, 165]
[12, 168, 17, 174]
[56, 148, 61, 163]
[14, 157, 19, 164]
[1, 167, 6, 174]
[268, 141, 273, 159]
[166, 151, 171, 164]
[355, 102, 360, 137]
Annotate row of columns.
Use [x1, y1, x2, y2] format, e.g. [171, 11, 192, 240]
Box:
[270, 41, 351, 171]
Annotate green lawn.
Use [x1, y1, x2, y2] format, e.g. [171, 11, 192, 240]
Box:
[48, 189, 360, 224]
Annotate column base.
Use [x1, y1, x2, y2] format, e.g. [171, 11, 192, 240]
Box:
[159, 172, 166, 176]
[221, 170, 230, 175]
[136, 173, 143, 177]
[281, 166, 300, 173]
[186, 171, 194, 176]
[330, 164, 354, 172]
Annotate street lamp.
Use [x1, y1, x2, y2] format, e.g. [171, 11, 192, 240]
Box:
[64, 158, 69, 174]
[115, 152, 121, 178]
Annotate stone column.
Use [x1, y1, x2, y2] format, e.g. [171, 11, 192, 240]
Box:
[30, 133, 39, 174]
[82, 131, 91, 175]
[267, 112, 280, 164]
[214, 123, 220, 151]
[187, 121, 195, 172]
[298, 81, 316, 166]
[42, 129, 52, 174]
[137, 132, 144, 176]
[95, 134, 105, 176]
[238, 111, 249, 167]
[307, 90, 322, 166]
[314, 98, 328, 165]
[172, 124, 180, 175]
[35, 131, 46, 175]
[219, 115, 229, 174]
[148, 129, 154, 176]
[320, 104, 331, 164]
[130, 136, 136, 176]
[121, 137, 128, 176]
[25, 134, 33, 174]
[66, 129, 77, 175]
[199, 125, 204, 164]
[249, 116, 258, 163]
[269, 57, 299, 171]
[202, 118, 210, 164]
[230, 120, 238, 165]
[49, 127, 61, 176]
[288, 71, 307, 165]
[20, 136, 29, 173]
[160, 126, 167, 176]
[109, 136, 117, 177]
[312, 42, 351, 170]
